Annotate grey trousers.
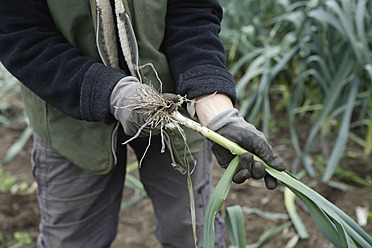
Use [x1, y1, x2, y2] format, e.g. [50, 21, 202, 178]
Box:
[31, 128, 226, 248]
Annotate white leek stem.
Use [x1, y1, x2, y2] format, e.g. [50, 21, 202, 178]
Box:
[170, 111, 259, 160]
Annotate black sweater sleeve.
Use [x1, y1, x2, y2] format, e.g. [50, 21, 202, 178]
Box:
[0, 0, 126, 123]
[163, 0, 237, 103]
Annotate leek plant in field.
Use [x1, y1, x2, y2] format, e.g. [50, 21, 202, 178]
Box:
[220, 0, 372, 182]
[126, 86, 372, 247]
[169, 111, 372, 248]
[0, 63, 32, 167]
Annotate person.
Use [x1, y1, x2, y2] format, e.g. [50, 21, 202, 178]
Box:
[0, 0, 286, 247]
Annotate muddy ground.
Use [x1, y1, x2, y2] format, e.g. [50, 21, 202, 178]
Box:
[0, 92, 371, 248]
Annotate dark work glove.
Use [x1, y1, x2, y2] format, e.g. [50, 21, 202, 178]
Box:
[111, 78, 182, 137]
[110, 76, 161, 137]
[207, 108, 286, 189]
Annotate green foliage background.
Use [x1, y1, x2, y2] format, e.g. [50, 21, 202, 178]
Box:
[1, 1, 372, 247]
[219, 0, 372, 181]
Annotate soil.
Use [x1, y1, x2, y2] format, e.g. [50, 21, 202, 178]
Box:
[0, 92, 371, 248]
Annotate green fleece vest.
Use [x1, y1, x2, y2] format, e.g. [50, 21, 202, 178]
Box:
[21, 0, 203, 174]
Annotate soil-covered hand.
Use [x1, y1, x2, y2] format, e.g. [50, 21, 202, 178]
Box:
[207, 108, 286, 189]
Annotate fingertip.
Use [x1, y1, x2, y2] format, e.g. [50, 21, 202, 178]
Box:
[233, 169, 251, 184]
[251, 161, 266, 179]
[264, 174, 277, 190]
[240, 152, 253, 170]
[232, 176, 245, 184]
[212, 144, 235, 168]
[162, 93, 181, 103]
[271, 154, 286, 171]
